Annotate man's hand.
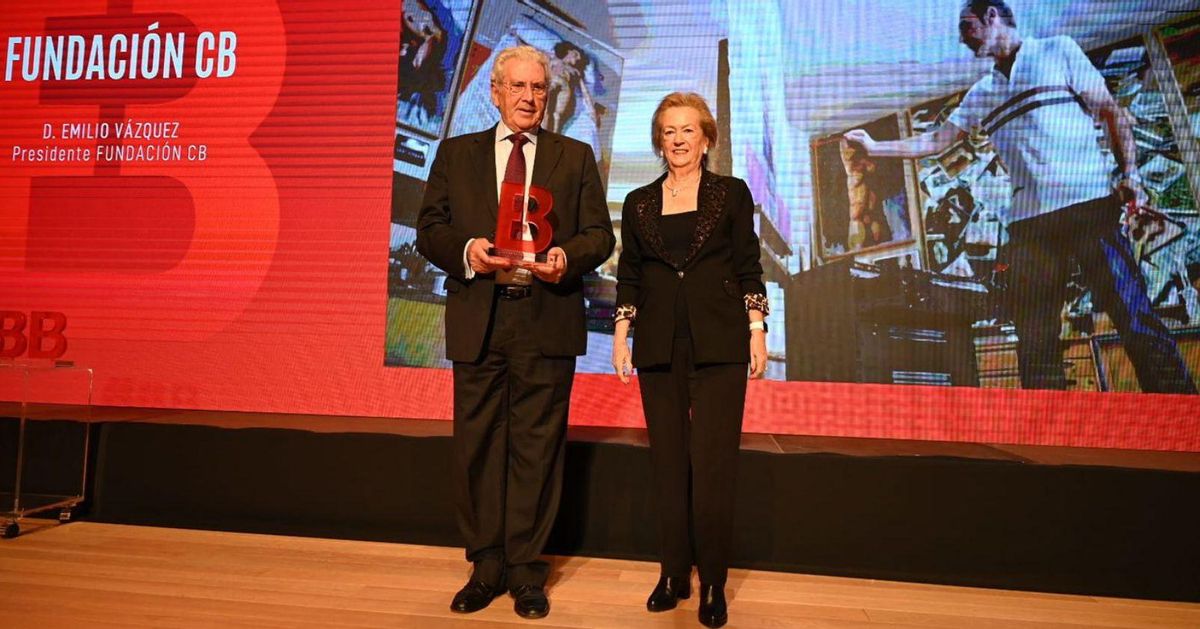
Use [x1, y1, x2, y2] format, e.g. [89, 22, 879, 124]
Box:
[467, 238, 515, 274]
[523, 247, 567, 284]
[748, 330, 768, 379]
[1115, 173, 1149, 209]
[842, 129, 877, 155]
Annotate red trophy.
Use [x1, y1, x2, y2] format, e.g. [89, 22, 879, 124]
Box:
[490, 181, 555, 262]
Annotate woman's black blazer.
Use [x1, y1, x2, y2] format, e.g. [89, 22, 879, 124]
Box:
[616, 170, 766, 368]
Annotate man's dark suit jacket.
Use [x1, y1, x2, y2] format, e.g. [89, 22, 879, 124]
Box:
[616, 170, 765, 369]
[416, 126, 615, 362]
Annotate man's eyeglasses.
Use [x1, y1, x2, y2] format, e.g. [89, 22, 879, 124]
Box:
[497, 80, 548, 96]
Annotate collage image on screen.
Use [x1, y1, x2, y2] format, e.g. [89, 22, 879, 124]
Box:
[387, 0, 1200, 395]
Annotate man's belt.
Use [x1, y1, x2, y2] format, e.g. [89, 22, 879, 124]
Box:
[497, 285, 532, 299]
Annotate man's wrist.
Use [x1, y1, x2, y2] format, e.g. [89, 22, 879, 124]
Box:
[1119, 171, 1142, 185]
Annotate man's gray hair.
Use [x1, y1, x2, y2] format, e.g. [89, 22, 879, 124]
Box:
[490, 45, 551, 86]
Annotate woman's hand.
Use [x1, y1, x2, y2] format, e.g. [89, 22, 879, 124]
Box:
[611, 318, 634, 384]
[748, 329, 768, 379]
[612, 334, 633, 384]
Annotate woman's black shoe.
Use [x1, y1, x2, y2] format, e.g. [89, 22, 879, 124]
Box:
[645, 575, 691, 612]
[697, 583, 727, 628]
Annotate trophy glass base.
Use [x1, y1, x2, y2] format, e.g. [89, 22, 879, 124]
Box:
[488, 247, 548, 263]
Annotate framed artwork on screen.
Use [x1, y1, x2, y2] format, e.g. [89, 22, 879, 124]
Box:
[448, 0, 624, 187]
[1088, 34, 1200, 320]
[1157, 14, 1200, 168]
[810, 113, 916, 264]
[1088, 36, 1196, 212]
[855, 244, 921, 271]
[906, 92, 1012, 279]
[395, 0, 479, 180]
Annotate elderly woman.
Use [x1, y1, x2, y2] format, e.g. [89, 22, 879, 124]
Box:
[611, 92, 768, 629]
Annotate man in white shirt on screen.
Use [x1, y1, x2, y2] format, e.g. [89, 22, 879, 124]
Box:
[844, 0, 1195, 393]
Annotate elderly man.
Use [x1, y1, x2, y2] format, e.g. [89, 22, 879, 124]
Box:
[845, 0, 1196, 393]
[416, 44, 615, 618]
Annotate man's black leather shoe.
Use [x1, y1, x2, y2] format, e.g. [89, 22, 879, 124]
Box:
[697, 583, 727, 628]
[511, 584, 550, 619]
[450, 579, 504, 613]
[646, 576, 691, 612]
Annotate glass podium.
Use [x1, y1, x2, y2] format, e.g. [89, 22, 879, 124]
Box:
[0, 362, 93, 538]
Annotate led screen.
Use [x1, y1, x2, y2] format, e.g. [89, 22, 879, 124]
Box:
[4, 0, 1199, 450]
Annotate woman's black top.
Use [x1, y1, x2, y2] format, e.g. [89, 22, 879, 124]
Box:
[660, 211, 698, 338]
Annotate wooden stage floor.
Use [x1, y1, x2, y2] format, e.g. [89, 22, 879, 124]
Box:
[1, 522, 1197, 628]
